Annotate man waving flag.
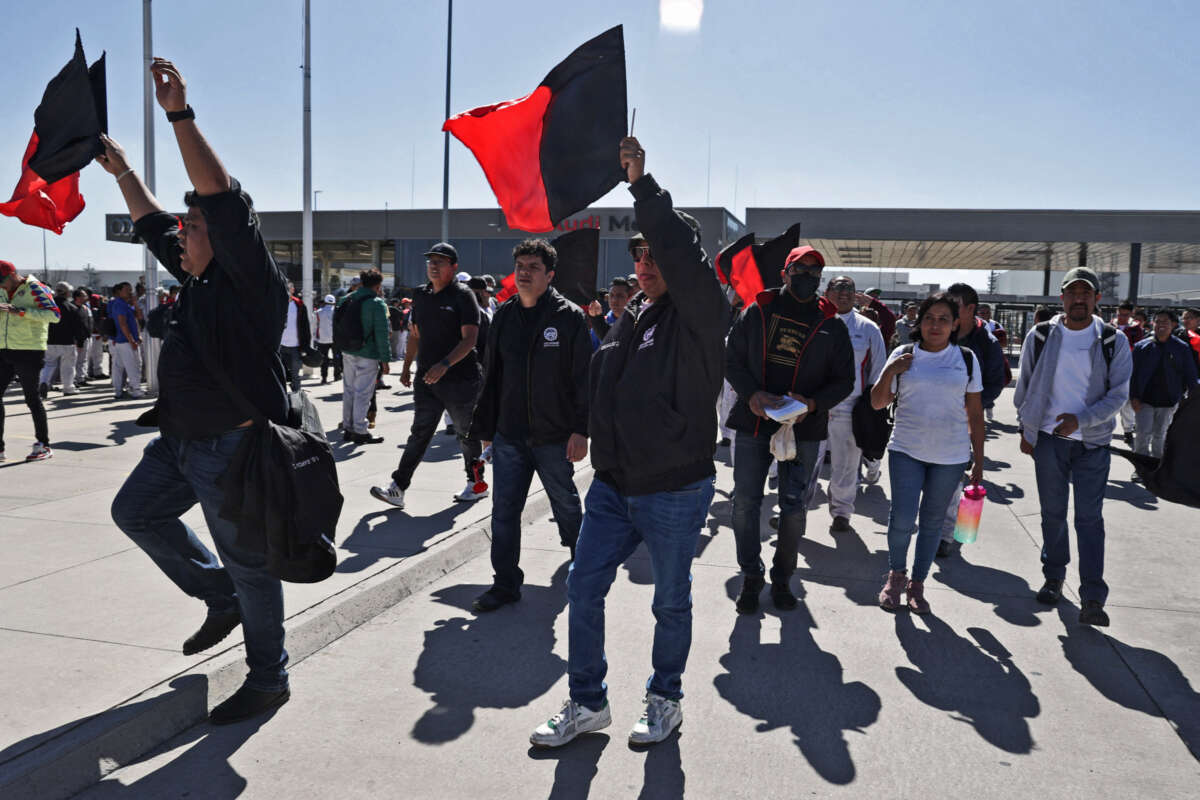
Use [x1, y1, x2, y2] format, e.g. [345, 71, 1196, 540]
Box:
[444, 25, 627, 233]
[0, 30, 106, 234]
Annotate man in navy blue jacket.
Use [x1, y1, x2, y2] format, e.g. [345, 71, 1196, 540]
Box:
[1131, 308, 1199, 459]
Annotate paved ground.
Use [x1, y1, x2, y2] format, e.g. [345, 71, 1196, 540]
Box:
[3, 375, 1199, 798]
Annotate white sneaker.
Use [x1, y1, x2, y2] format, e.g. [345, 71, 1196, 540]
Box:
[629, 693, 682, 745]
[0, 450, 6, 462]
[370, 481, 405, 508]
[863, 459, 882, 485]
[26, 443, 52, 462]
[481, 444, 493, 464]
[453, 482, 489, 502]
[530, 699, 611, 747]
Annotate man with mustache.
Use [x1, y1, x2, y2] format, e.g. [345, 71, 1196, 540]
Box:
[1013, 267, 1132, 627]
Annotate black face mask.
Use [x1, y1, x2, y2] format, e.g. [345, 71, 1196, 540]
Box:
[789, 272, 820, 298]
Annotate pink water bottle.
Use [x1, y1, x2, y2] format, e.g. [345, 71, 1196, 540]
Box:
[953, 484, 987, 544]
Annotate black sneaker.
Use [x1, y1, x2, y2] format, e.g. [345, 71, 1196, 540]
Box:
[1123, 432, 1135, 446]
[473, 586, 520, 613]
[182, 611, 241, 655]
[830, 516, 851, 533]
[736, 575, 764, 614]
[342, 430, 353, 442]
[1036, 579, 1064, 605]
[771, 582, 798, 610]
[353, 432, 384, 444]
[443, 424, 457, 436]
[1079, 600, 1110, 627]
[936, 540, 958, 559]
[209, 685, 290, 725]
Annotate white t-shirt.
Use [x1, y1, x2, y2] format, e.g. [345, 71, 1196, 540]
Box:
[1039, 323, 1094, 440]
[885, 343, 983, 465]
[315, 305, 334, 344]
[281, 300, 300, 347]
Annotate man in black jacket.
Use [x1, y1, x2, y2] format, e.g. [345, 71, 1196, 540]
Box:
[38, 281, 88, 397]
[97, 58, 290, 726]
[530, 137, 728, 750]
[469, 238, 591, 613]
[725, 247, 855, 614]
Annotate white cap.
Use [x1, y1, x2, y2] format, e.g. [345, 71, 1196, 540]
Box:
[456, 271, 471, 283]
[323, 294, 335, 304]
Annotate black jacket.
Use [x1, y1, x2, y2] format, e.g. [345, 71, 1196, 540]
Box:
[470, 286, 590, 445]
[725, 290, 854, 441]
[587, 174, 729, 495]
[286, 295, 313, 351]
[959, 319, 1006, 409]
[46, 298, 88, 346]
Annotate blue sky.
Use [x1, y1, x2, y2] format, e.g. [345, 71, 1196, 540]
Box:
[3, 0, 1199, 290]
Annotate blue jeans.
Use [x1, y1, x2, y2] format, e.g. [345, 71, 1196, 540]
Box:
[489, 432, 583, 593]
[567, 476, 715, 710]
[111, 430, 289, 692]
[279, 346, 302, 393]
[885, 449, 969, 581]
[730, 432, 820, 581]
[1033, 432, 1110, 605]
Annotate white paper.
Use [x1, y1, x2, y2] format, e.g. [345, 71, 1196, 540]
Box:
[765, 397, 807, 423]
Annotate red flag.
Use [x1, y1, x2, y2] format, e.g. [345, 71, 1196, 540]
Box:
[716, 224, 803, 308]
[0, 132, 85, 234]
[495, 271, 518, 303]
[444, 26, 627, 233]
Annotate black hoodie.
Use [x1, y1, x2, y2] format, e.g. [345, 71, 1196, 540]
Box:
[587, 174, 730, 495]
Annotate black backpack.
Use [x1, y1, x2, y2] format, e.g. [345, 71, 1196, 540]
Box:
[145, 303, 173, 338]
[333, 295, 367, 351]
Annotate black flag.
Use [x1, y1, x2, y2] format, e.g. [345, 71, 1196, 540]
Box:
[550, 228, 600, 308]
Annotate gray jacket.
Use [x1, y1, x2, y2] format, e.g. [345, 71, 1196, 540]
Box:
[1013, 314, 1131, 447]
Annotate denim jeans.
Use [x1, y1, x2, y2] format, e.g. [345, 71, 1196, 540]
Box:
[0, 348, 49, 448]
[279, 345, 303, 393]
[1033, 431, 1110, 605]
[111, 429, 289, 692]
[885, 449, 968, 581]
[567, 476, 715, 710]
[730, 431, 820, 582]
[1134, 404, 1176, 459]
[490, 432, 582, 593]
[392, 370, 483, 490]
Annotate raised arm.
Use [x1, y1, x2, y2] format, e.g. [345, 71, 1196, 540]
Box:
[95, 134, 163, 222]
[151, 58, 231, 196]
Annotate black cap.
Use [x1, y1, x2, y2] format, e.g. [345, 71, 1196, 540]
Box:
[1061, 267, 1100, 291]
[424, 242, 458, 263]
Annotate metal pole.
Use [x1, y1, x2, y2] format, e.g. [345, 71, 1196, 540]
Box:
[1129, 242, 1142, 304]
[1041, 242, 1052, 297]
[705, 134, 711, 206]
[42, 230, 47, 272]
[441, 0, 452, 242]
[302, 0, 314, 314]
[142, 0, 160, 392]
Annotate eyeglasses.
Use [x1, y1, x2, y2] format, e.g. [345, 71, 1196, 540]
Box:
[828, 283, 855, 293]
[786, 263, 823, 277]
[631, 246, 652, 262]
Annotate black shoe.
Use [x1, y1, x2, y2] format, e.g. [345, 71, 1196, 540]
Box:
[767, 516, 780, 531]
[473, 586, 520, 612]
[1036, 579, 1064, 605]
[182, 611, 241, 656]
[342, 430, 353, 442]
[377, 381, 392, 389]
[353, 432, 384, 444]
[736, 575, 764, 614]
[443, 425, 457, 436]
[1079, 600, 1110, 627]
[771, 582, 798, 610]
[209, 685, 290, 725]
[1123, 432, 1135, 446]
[718, 437, 731, 447]
[935, 540, 957, 559]
[830, 516, 851, 533]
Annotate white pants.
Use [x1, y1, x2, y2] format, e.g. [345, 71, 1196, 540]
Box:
[1120, 399, 1136, 434]
[341, 353, 378, 435]
[39, 344, 78, 393]
[111, 342, 144, 398]
[1134, 404, 1176, 459]
[74, 344, 88, 383]
[88, 337, 105, 375]
[826, 412, 862, 519]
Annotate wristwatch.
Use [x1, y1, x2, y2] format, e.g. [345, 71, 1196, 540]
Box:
[166, 105, 195, 122]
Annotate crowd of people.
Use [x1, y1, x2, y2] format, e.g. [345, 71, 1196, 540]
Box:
[2, 59, 1199, 747]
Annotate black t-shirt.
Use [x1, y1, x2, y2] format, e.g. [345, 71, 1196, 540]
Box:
[410, 281, 481, 381]
[763, 289, 824, 395]
[496, 302, 543, 439]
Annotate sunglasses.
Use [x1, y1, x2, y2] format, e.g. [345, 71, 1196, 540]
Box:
[631, 246, 653, 262]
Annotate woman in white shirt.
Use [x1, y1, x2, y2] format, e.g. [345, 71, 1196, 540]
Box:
[870, 293, 985, 614]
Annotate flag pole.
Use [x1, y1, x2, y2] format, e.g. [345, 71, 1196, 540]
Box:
[142, 0, 159, 393]
[302, 0, 314, 309]
[441, 0, 452, 242]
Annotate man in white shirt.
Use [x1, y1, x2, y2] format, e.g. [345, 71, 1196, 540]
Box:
[314, 294, 338, 383]
[821, 276, 886, 531]
[279, 281, 308, 393]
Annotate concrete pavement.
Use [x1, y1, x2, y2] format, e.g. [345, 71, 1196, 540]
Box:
[25, 385, 1199, 799]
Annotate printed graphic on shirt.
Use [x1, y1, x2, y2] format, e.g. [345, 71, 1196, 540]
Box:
[543, 326, 560, 347]
[766, 313, 812, 368]
[638, 323, 658, 351]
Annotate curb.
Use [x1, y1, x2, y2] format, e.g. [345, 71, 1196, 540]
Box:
[1, 467, 591, 800]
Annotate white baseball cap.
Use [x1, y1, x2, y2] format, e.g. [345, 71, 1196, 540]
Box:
[323, 294, 335, 304]
[456, 271, 471, 283]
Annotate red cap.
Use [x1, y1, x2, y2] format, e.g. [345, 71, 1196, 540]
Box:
[0, 260, 16, 278]
[784, 246, 824, 269]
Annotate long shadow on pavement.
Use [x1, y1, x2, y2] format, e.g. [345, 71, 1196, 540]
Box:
[930, 552, 1048, 627]
[893, 613, 1039, 753]
[713, 580, 881, 785]
[795, 526, 891, 607]
[1054, 603, 1200, 761]
[336, 502, 478, 573]
[411, 561, 571, 743]
[528, 733, 610, 800]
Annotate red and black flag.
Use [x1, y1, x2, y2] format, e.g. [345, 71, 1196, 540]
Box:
[443, 25, 627, 233]
[0, 30, 106, 234]
[715, 223, 802, 308]
[492, 228, 600, 308]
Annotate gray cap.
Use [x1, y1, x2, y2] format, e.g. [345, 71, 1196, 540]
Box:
[1061, 266, 1100, 291]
